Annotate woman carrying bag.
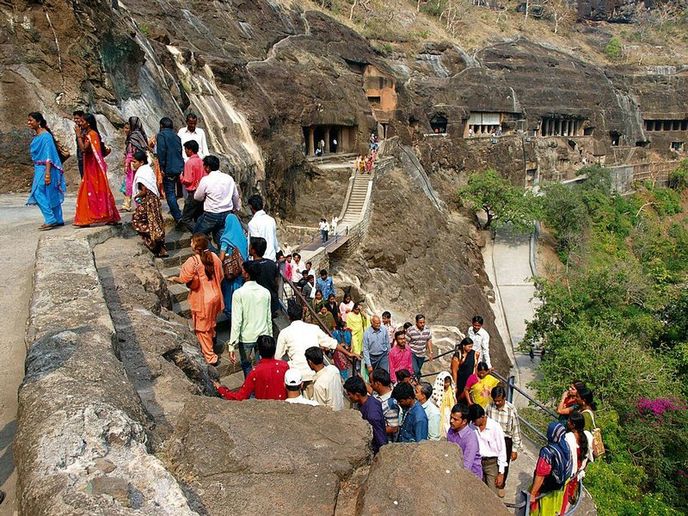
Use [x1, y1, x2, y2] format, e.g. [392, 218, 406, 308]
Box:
[167, 233, 224, 366]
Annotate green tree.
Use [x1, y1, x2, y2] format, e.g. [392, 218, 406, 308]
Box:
[605, 36, 623, 60]
[458, 169, 540, 231]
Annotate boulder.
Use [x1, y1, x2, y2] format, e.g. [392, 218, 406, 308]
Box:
[164, 399, 372, 515]
[357, 442, 510, 515]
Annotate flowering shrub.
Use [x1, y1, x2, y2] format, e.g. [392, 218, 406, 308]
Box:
[637, 397, 686, 417]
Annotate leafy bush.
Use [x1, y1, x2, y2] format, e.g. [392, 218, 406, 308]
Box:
[668, 159, 688, 191]
[604, 36, 623, 60]
[527, 167, 688, 512]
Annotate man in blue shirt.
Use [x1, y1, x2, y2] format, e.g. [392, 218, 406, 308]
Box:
[344, 376, 387, 454]
[363, 315, 390, 375]
[392, 382, 429, 442]
[316, 269, 335, 299]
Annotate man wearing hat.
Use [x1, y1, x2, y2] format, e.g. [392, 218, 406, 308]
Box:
[285, 369, 319, 406]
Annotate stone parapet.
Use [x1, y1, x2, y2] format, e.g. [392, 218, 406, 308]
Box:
[16, 228, 196, 515]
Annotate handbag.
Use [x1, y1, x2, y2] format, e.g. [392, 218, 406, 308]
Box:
[223, 245, 243, 281]
[186, 256, 201, 291]
[53, 135, 71, 163]
[584, 409, 606, 458]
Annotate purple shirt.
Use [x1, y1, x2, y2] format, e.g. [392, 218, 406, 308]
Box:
[359, 395, 388, 454]
[447, 423, 483, 479]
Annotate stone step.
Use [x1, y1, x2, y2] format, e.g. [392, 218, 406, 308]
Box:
[165, 229, 192, 250]
[171, 299, 230, 329]
[168, 282, 189, 303]
[173, 299, 191, 318]
[156, 247, 194, 268]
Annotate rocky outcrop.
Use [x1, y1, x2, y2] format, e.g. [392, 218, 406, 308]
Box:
[164, 398, 372, 514]
[357, 442, 510, 515]
[15, 229, 196, 515]
[93, 235, 216, 445]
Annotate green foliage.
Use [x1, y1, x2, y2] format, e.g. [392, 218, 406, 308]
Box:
[457, 169, 541, 231]
[668, 159, 688, 192]
[585, 461, 681, 515]
[604, 36, 623, 60]
[527, 169, 688, 513]
[420, 0, 447, 17]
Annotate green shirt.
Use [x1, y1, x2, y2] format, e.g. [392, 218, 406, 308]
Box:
[228, 281, 272, 350]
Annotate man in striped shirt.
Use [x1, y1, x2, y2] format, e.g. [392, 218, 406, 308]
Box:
[405, 314, 434, 378]
[486, 385, 522, 498]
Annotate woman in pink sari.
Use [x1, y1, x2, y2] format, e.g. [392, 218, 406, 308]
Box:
[73, 114, 120, 226]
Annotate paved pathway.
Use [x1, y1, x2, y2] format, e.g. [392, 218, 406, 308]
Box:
[482, 226, 544, 509]
[0, 194, 74, 515]
[485, 227, 541, 406]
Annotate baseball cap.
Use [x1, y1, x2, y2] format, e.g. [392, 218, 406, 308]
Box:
[284, 369, 302, 386]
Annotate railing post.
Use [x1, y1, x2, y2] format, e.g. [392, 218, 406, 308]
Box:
[507, 375, 515, 404]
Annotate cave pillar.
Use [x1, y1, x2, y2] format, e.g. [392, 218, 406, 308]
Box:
[325, 127, 331, 153]
[309, 126, 315, 156]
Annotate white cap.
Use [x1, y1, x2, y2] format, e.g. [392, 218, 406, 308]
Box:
[284, 369, 302, 387]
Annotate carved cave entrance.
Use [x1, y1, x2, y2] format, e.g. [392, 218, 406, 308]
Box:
[303, 125, 357, 156]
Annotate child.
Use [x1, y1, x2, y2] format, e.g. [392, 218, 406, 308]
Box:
[332, 321, 354, 380]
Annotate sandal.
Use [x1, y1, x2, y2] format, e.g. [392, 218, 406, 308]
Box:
[39, 223, 58, 231]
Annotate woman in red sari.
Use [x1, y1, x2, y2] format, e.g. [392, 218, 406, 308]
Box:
[73, 114, 120, 226]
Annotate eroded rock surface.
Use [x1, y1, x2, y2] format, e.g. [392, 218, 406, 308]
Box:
[357, 442, 510, 515]
[94, 234, 215, 444]
[165, 398, 372, 515]
[16, 230, 196, 515]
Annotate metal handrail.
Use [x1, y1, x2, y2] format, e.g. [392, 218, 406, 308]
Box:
[277, 270, 356, 375]
[491, 370, 559, 420]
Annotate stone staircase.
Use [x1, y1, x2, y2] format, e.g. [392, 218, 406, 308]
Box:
[338, 172, 371, 231]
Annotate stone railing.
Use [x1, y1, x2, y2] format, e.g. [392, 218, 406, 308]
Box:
[609, 160, 678, 193]
[16, 227, 196, 515]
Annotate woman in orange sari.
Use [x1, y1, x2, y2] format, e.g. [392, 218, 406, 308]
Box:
[167, 234, 224, 366]
[73, 114, 120, 226]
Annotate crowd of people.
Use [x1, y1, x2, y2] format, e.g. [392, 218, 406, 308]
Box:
[27, 111, 596, 513]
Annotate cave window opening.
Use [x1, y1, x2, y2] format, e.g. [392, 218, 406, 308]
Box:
[610, 131, 621, 146]
[367, 96, 381, 107]
[636, 140, 650, 147]
[583, 127, 594, 136]
[671, 141, 685, 151]
[644, 119, 688, 132]
[541, 117, 581, 137]
[430, 114, 448, 134]
[466, 112, 502, 137]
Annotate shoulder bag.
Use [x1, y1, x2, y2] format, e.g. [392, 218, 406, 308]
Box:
[584, 409, 605, 458]
[53, 134, 71, 163]
[223, 245, 243, 281]
[186, 256, 201, 291]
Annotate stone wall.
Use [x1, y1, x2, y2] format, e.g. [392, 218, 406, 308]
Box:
[16, 227, 196, 515]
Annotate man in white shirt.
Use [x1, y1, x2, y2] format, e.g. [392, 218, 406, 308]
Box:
[305, 347, 344, 411]
[247, 194, 280, 261]
[178, 113, 209, 160]
[284, 369, 319, 406]
[467, 315, 491, 369]
[416, 382, 441, 441]
[193, 155, 241, 248]
[276, 301, 355, 391]
[469, 403, 507, 494]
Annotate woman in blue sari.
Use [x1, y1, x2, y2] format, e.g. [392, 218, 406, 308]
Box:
[218, 213, 248, 320]
[27, 112, 66, 230]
